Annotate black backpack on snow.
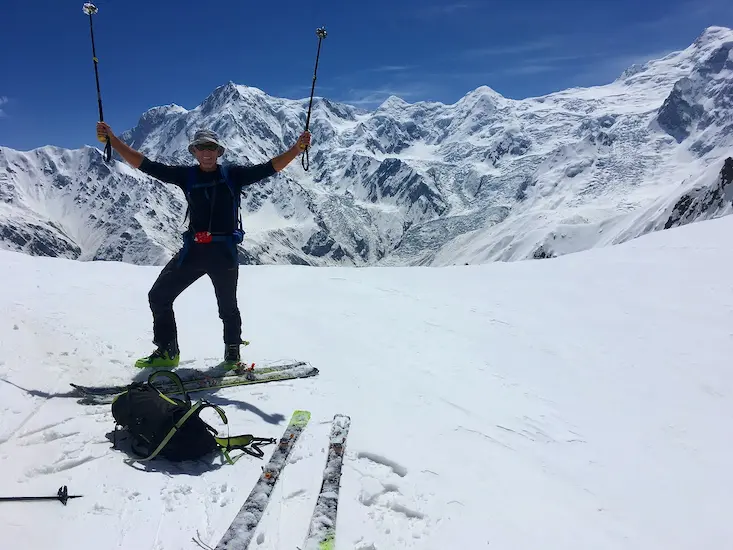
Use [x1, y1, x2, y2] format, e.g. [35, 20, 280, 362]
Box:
[111, 371, 274, 463]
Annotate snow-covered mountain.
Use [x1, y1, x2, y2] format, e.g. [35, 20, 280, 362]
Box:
[2, 26, 733, 266]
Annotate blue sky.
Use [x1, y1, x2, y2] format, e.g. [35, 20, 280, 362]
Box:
[1, 0, 732, 151]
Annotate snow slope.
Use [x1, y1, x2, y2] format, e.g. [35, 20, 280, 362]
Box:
[2, 26, 733, 267]
[1, 214, 732, 549]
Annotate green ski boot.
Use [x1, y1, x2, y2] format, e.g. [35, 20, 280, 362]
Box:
[219, 340, 250, 371]
[135, 341, 180, 369]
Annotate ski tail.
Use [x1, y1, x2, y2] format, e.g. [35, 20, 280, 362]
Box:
[302, 414, 351, 550]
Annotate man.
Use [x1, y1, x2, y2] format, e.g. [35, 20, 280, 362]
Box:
[96, 121, 311, 369]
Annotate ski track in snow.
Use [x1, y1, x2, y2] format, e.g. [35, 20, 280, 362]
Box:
[0, 398, 44, 446]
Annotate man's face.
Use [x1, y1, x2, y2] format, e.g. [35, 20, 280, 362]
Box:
[193, 142, 221, 170]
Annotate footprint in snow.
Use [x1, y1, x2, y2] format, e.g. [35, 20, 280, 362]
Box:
[357, 451, 408, 477]
[352, 450, 431, 547]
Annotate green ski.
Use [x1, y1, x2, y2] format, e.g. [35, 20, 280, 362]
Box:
[71, 362, 318, 405]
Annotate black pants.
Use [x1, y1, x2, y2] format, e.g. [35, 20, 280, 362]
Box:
[148, 243, 241, 348]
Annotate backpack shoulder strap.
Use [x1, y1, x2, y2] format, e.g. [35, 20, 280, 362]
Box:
[147, 370, 191, 407]
[220, 164, 232, 190]
[185, 166, 199, 197]
[219, 164, 243, 231]
[133, 400, 207, 462]
[181, 166, 200, 227]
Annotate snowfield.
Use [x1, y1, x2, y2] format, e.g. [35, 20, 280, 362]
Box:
[1, 213, 732, 549]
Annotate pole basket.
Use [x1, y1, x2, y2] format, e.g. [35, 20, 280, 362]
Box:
[83, 2, 98, 15]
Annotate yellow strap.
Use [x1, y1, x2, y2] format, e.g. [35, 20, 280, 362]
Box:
[134, 401, 205, 462]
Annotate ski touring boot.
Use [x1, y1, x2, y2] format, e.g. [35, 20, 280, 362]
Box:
[220, 340, 252, 372]
[134, 340, 180, 369]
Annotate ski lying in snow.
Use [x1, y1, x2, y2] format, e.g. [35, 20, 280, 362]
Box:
[301, 414, 351, 550]
[71, 361, 309, 395]
[71, 362, 317, 405]
[213, 409, 311, 550]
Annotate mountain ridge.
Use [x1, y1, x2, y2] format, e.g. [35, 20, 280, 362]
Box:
[1, 25, 733, 266]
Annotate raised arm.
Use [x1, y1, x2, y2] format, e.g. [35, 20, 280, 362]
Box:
[96, 121, 144, 168]
[271, 132, 312, 172]
[232, 132, 314, 189]
[95, 121, 186, 185]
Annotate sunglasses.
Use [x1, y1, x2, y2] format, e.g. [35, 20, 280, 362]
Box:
[195, 143, 219, 151]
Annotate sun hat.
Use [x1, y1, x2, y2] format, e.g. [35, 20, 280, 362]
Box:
[188, 129, 225, 155]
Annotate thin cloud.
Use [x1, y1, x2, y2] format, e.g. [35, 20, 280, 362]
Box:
[502, 64, 559, 76]
[616, 50, 679, 69]
[626, 0, 731, 33]
[463, 38, 560, 58]
[532, 53, 602, 64]
[275, 84, 336, 99]
[420, 52, 599, 81]
[330, 65, 419, 84]
[367, 65, 417, 73]
[0, 96, 7, 118]
[415, 3, 477, 18]
[570, 49, 679, 87]
[495, 52, 604, 76]
[341, 85, 427, 108]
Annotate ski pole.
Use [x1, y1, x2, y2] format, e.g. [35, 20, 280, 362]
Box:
[0, 485, 83, 506]
[301, 27, 327, 171]
[83, 2, 112, 162]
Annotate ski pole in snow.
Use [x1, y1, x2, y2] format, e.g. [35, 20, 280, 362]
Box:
[301, 27, 327, 171]
[0, 485, 82, 506]
[83, 2, 112, 163]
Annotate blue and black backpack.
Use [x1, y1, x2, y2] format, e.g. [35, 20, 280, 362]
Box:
[178, 164, 246, 264]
